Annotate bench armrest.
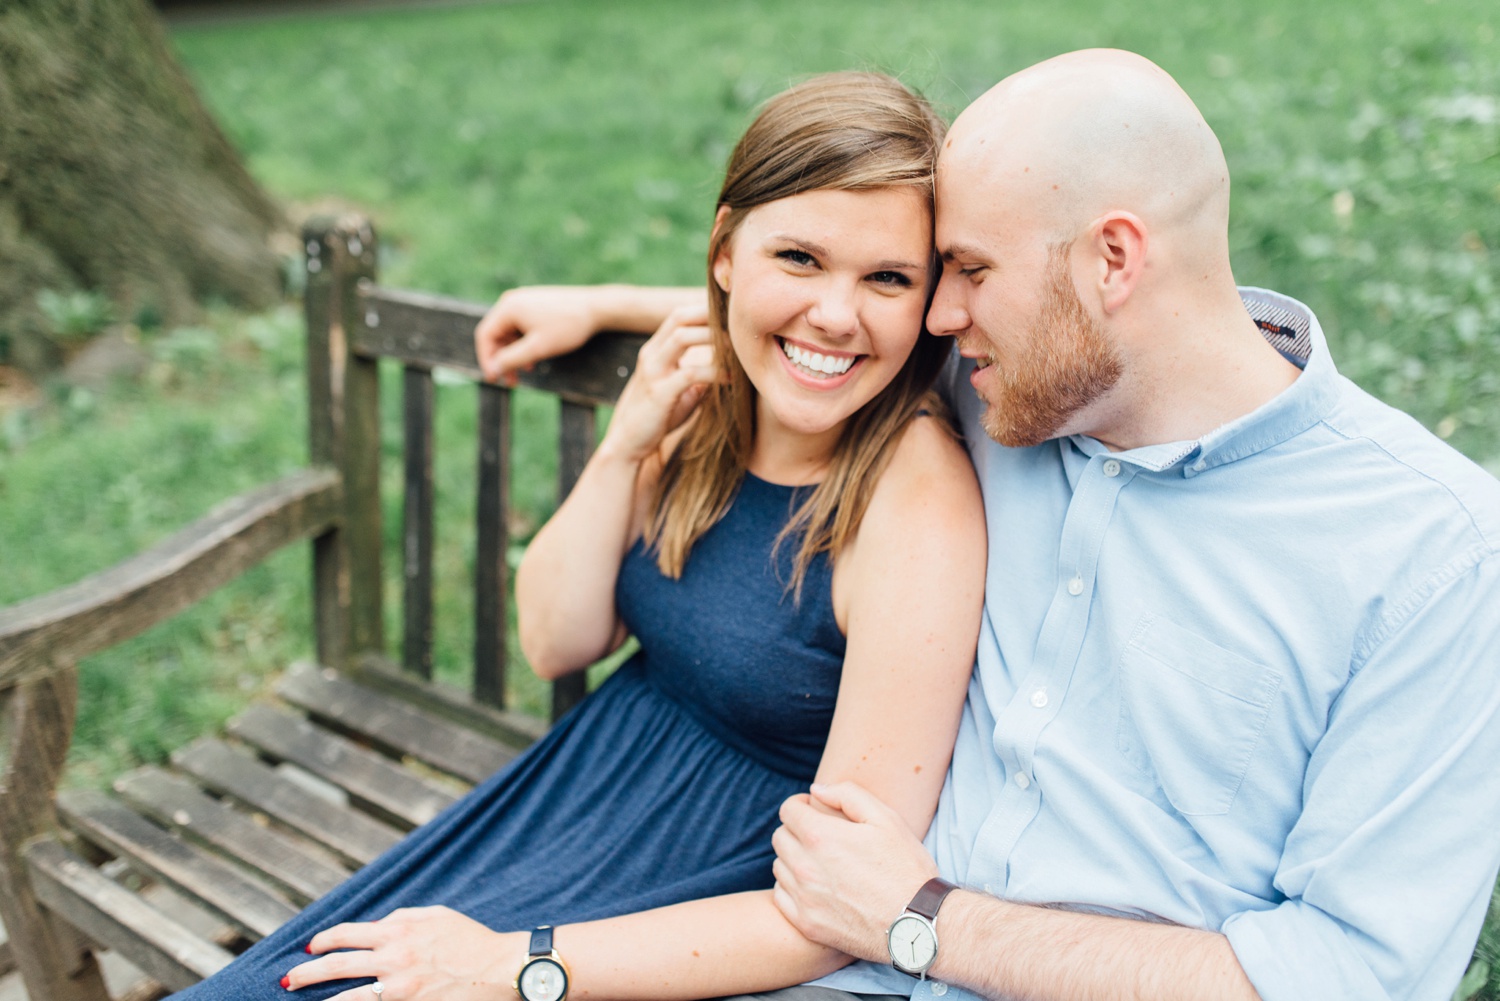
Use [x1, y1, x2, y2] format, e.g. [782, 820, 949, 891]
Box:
[0, 468, 342, 688]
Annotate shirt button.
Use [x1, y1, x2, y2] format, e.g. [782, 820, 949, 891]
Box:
[1193, 459, 1207, 472]
[983, 883, 994, 895]
[1103, 459, 1121, 477]
[1067, 576, 1084, 596]
[931, 984, 949, 996]
[1014, 772, 1031, 790]
[1030, 688, 1049, 708]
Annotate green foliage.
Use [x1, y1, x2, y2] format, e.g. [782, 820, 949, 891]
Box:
[36, 288, 114, 344]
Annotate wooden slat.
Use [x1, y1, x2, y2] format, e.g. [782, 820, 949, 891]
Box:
[304, 219, 348, 672]
[171, 738, 400, 868]
[228, 705, 457, 829]
[114, 766, 349, 904]
[56, 790, 295, 941]
[355, 286, 645, 407]
[341, 231, 383, 661]
[474, 381, 511, 708]
[0, 469, 342, 687]
[278, 663, 515, 785]
[551, 400, 597, 722]
[350, 653, 546, 749]
[402, 365, 436, 679]
[25, 838, 232, 991]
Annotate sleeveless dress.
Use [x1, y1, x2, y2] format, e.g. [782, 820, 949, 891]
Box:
[171, 472, 845, 999]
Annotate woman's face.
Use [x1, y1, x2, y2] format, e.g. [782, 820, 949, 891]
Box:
[712, 186, 933, 445]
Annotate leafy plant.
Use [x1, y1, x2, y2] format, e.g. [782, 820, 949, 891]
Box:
[36, 288, 114, 344]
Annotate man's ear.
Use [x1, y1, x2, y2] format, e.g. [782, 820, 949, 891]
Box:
[711, 206, 733, 292]
[1089, 211, 1147, 314]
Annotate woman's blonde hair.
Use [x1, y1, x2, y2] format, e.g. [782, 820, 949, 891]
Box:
[645, 71, 951, 595]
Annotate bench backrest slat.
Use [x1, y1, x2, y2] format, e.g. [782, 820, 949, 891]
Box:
[401, 365, 436, 680]
[474, 381, 512, 708]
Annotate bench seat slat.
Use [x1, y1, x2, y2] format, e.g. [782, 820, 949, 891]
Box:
[114, 766, 351, 904]
[57, 789, 297, 941]
[171, 738, 401, 867]
[228, 704, 459, 829]
[24, 837, 233, 991]
[278, 664, 516, 785]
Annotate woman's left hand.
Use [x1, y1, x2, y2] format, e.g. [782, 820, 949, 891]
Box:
[285, 905, 526, 1000]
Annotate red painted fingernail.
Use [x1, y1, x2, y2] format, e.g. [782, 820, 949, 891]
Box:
[305, 944, 313, 953]
[281, 975, 291, 990]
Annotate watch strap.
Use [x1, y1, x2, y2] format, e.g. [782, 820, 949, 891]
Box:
[905, 877, 958, 921]
[529, 925, 554, 958]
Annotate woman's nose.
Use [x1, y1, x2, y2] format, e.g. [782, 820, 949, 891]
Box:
[806, 280, 859, 338]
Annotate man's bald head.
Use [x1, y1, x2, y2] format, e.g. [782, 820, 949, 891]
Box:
[940, 49, 1231, 260]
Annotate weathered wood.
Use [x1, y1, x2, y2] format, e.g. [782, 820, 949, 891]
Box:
[278, 663, 516, 785]
[25, 838, 232, 991]
[304, 219, 349, 672]
[227, 704, 457, 829]
[0, 670, 111, 1001]
[0, 469, 342, 687]
[350, 654, 546, 749]
[402, 365, 436, 679]
[56, 790, 296, 941]
[114, 767, 349, 904]
[356, 286, 645, 406]
[551, 400, 598, 722]
[171, 739, 401, 868]
[474, 381, 511, 708]
[339, 226, 383, 660]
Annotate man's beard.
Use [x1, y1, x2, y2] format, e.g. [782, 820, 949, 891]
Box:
[978, 243, 1124, 447]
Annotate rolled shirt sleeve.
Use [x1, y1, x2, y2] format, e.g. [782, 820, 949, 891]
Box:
[1225, 554, 1500, 1001]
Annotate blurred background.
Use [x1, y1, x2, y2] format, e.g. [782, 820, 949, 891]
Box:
[0, 0, 1496, 995]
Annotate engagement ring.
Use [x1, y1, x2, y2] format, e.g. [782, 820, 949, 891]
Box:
[371, 982, 385, 997]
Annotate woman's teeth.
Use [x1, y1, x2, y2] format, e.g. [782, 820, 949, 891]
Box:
[781, 339, 857, 378]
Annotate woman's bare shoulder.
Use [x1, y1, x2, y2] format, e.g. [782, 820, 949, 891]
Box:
[860, 414, 986, 555]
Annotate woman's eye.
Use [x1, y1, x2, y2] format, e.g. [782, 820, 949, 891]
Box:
[776, 249, 817, 267]
[869, 270, 913, 288]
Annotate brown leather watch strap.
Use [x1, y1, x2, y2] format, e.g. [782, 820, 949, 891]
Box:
[906, 877, 959, 921]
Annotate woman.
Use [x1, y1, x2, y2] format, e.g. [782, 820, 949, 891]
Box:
[182, 71, 983, 1001]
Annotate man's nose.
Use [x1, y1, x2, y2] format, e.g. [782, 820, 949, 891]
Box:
[925, 274, 968, 338]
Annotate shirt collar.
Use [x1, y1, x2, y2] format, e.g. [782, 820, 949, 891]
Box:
[1067, 286, 1341, 478]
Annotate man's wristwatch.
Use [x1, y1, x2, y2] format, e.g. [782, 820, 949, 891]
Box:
[886, 877, 959, 979]
[514, 925, 570, 1001]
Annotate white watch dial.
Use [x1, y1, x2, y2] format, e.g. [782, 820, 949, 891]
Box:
[888, 914, 938, 972]
[520, 958, 568, 1001]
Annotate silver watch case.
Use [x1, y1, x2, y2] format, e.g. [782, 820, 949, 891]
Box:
[887, 911, 939, 979]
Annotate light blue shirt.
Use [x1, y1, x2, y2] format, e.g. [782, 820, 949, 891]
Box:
[814, 288, 1500, 1001]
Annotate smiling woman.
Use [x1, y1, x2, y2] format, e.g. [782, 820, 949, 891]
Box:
[170, 71, 987, 1001]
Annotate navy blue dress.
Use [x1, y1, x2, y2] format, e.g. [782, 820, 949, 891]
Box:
[172, 472, 845, 998]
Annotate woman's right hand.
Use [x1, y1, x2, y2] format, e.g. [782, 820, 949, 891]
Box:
[601, 305, 722, 463]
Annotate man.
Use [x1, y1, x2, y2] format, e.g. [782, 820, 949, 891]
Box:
[476, 50, 1500, 1001]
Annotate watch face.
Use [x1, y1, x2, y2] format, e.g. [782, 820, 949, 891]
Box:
[888, 914, 938, 973]
[519, 958, 568, 1001]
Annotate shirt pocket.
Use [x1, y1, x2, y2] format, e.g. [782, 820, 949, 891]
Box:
[1115, 615, 1283, 817]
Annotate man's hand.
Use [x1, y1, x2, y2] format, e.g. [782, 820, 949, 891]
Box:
[771, 781, 940, 964]
[474, 286, 603, 385]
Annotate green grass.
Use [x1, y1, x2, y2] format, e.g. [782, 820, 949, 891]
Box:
[0, 0, 1495, 994]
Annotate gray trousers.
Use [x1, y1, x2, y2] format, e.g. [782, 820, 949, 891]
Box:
[714, 988, 904, 1001]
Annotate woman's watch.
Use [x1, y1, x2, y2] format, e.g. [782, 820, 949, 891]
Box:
[886, 877, 959, 979]
[514, 925, 570, 1001]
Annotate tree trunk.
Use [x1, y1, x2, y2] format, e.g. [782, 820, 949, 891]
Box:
[0, 0, 282, 372]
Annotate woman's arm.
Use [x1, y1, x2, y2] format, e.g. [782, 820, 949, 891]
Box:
[513, 417, 988, 997]
[475, 285, 705, 385]
[291, 417, 986, 1000]
[516, 306, 719, 678]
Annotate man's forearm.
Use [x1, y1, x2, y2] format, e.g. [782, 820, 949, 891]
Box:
[930, 891, 1262, 1001]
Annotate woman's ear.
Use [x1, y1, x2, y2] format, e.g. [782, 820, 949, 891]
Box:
[710, 206, 733, 292]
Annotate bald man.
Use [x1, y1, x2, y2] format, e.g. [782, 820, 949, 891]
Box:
[475, 51, 1500, 1001]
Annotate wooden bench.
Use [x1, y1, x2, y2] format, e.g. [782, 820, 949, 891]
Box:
[0, 215, 646, 1000]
